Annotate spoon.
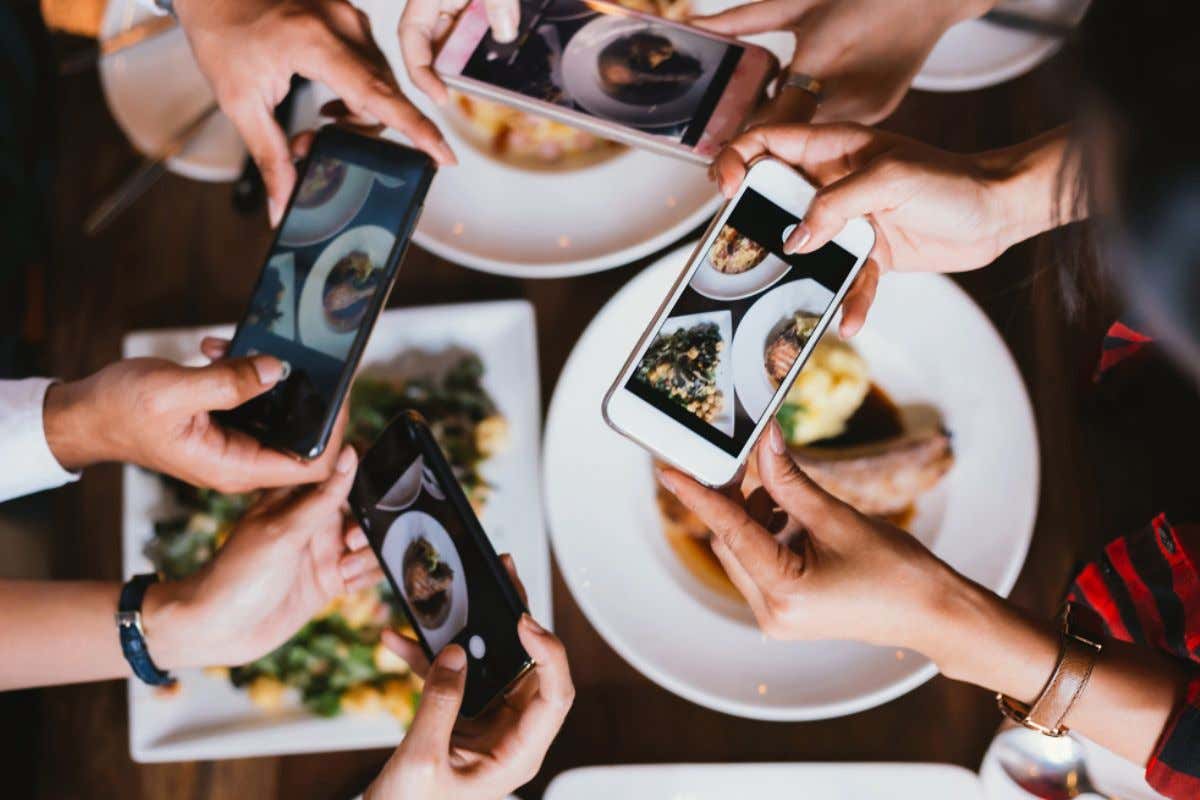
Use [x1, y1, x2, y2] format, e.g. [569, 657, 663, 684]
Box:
[995, 727, 1113, 799]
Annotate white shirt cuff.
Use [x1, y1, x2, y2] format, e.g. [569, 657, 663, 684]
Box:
[0, 378, 81, 503]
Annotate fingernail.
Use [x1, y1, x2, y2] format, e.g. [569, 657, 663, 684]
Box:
[251, 355, 283, 385]
[437, 644, 467, 673]
[521, 613, 546, 635]
[655, 467, 677, 495]
[784, 223, 811, 254]
[768, 419, 787, 455]
[336, 445, 356, 474]
[492, 9, 518, 43]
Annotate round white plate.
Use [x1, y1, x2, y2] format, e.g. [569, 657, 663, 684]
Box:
[691, 249, 791, 301]
[297, 224, 396, 358]
[381, 510, 469, 653]
[913, 0, 1091, 92]
[561, 16, 726, 128]
[729, 278, 834, 420]
[543, 243, 1038, 720]
[279, 162, 376, 247]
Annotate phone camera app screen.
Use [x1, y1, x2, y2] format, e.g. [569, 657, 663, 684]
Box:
[355, 439, 525, 676]
[229, 154, 417, 453]
[625, 188, 857, 455]
[460, 0, 743, 146]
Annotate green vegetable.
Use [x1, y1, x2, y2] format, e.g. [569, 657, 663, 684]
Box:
[776, 402, 806, 444]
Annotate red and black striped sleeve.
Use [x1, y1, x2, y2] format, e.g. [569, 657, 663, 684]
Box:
[1068, 514, 1200, 798]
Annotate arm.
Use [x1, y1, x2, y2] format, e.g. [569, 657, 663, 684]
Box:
[660, 422, 1190, 769]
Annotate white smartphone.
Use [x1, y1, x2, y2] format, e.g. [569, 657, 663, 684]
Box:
[603, 158, 876, 487]
[433, 0, 779, 163]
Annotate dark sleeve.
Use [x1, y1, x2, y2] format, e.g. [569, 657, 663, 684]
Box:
[1068, 514, 1200, 798]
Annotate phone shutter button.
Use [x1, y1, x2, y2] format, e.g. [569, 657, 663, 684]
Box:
[468, 635, 486, 660]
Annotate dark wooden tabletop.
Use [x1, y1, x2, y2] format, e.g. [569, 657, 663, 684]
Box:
[9, 33, 1200, 800]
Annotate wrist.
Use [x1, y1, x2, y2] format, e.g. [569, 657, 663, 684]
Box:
[976, 128, 1081, 251]
[43, 380, 108, 471]
[141, 578, 201, 671]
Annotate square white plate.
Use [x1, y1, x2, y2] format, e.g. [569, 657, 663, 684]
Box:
[545, 762, 986, 799]
[122, 300, 549, 762]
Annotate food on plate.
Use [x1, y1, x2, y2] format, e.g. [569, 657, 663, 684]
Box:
[654, 335, 956, 603]
[295, 155, 348, 208]
[598, 31, 702, 105]
[773, 335, 870, 446]
[322, 250, 382, 333]
[709, 225, 769, 275]
[792, 429, 954, 517]
[144, 355, 502, 719]
[635, 321, 724, 422]
[246, 265, 286, 329]
[402, 537, 455, 629]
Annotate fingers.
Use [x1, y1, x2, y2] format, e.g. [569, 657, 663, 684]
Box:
[286, 445, 359, 524]
[289, 130, 317, 161]
[497, 615, 573, 780]
[345, 521, 369, 551]
[788, 157, 906, 255]
[482, 0, 519, 43]
[382, 628, 431, 676]
[838, 258, 880, 338]
[199, 336, 230, 361]
[657, 466, 803, 596]
[499, 553, 529, 607]
[748, 84, 820, 128]
[403, 645, 468, 758]
[756, 420, 845, 527]
[338, 538, 381, 587]
[690, 0, 803, 36]
[185, 355, 283, 411]
[711, 123, 887, 198]
[398, 0, 451, 105]
[226, 96, 297, 227]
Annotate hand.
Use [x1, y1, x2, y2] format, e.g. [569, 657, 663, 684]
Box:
[692, 0, 993, 125]
[656, 419, 956, 650]
[142, 446, 387, 669]
[44, 344, 346, 493]
[711, 124, 1031, 335]
[365, 556, 574, 800]
[399, 0, 521, 105]
[173, 0, 455, 226]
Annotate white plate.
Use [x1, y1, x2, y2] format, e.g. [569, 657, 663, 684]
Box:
[543, 244, 1038, 720]
[913, 0, 1092, 92]
[729, 277, 835, 420]
[381, 511, 470, 653]
[651, 309, 735, 437]
[561, 16, 728, 128]
[297, 225, 396, 359]
[546, 762, 986, 799]
[122, 300, 550, 762]
[979, 728, 1166, 800]
[691, 249, 791, 301]
[278, 161, 376, 247]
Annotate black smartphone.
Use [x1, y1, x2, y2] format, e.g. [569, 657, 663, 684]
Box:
[350, 411, 534, 718]
[216, 126, 436, 459]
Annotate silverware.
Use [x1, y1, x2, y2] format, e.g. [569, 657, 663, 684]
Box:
[84, 103, 219, 237]
[982, 9, 1077, 38]
[59, 14, 179, 75]
[995, 727, 1116, 799]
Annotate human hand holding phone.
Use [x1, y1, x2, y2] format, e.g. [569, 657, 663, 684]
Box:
[400, 0, 522, 105]
[42, 352, 347, 493]
[365, 556, 574, 800]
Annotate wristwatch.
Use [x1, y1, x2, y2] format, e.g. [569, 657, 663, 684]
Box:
[116, 573, 176, 687]
[996, 602, 1103, 736]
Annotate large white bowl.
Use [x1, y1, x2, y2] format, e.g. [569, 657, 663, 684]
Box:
[543, 244, 1039, 720]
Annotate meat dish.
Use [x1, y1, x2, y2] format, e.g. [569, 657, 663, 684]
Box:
[708, 225, 769, 275]
[598, 31, 703, 105]
[296, 156, 348, 208]
[764, 313, 821, 385]
[322, 250, 381, 333]
[402, 536, 455, 630]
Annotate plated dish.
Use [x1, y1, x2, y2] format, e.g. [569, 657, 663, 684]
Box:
[634, 310, 735, 436]
[278, 161, 377, 248]
[544, 245, 1038, 720]
[297, 225, 395, 358]
[123, 300, 548, 761]
[689, 225, 792, 301]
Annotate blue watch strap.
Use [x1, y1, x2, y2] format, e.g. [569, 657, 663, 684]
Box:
[117, 573, 175, 686]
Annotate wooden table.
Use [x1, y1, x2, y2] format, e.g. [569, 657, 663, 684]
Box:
[9, 31, 1200, 799]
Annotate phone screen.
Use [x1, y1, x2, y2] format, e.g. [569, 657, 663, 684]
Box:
[223, 133, 430, 457]
[624, 187, 858, 455]
[351, 417, 530, 716]
[459, 0, 743, 147]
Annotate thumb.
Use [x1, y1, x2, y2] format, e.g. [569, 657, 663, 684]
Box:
[286, 445, 358, 524]
[787, 156, 900, 255]
[403, 645, 467, 758]
[185, 355, 284, 411]
[757, 419, 843, 525]
[483, 0, 519, 43]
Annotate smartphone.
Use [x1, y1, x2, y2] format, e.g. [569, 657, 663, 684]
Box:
[434, 0, 779, 163]
[216, 127, 436, 460]
[603, 158, 876, 487]
[350, 411, 534, 718]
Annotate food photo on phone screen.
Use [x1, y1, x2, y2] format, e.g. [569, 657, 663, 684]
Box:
[225, 154, 410, 441]
[626, 188, 858, 454]
[457, 0, 744, 145]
